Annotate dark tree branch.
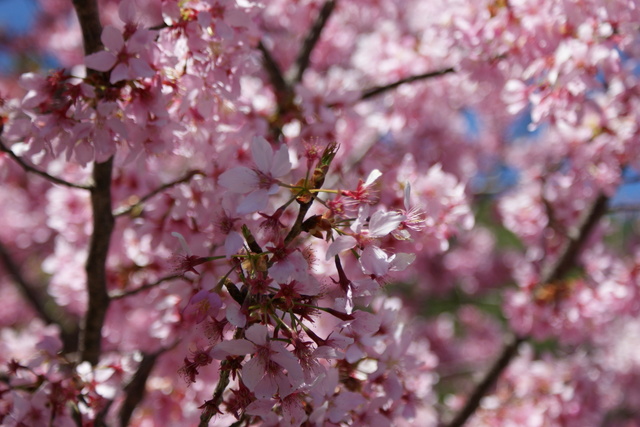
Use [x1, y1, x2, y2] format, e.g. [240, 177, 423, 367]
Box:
[258, 40, 293, 108]
[544, 193, 609, 283]
[443, 335, 525, 427]
[443, 193, 609, 427]
[71, 0, 115, 366]
[257, 40, 297, 142]
[119, 345, 174, 427]
[0, 239, 79, 352]
[0, 140, 91, 190]
[360, 67, 456, 100]
[609, 203, 640, 213]
[290, 0, 337, 83]
[72, 0, 103, 55]
[81, 158, 114, 366]
[109, 274, 184, 300]
[113, 170, 204, 217]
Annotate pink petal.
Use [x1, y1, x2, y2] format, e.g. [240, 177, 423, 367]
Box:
[345, 344, 365, 364]
[224, 231, 244, 259]
[325, 235, 357, 261]
[390, 252, 416, 271]
[85, 51, 117, 72]
[254, 374, 278, 399]
[118, 0, 137, 24]
[101, 25, 125, 52]
[368, 210, 405, 237]
[130, 57, 155, 79]
[242, 356, 266, 391]
[251, 136, 273, 173]
[271, 349, 304, 387]
[351, 311, 381, 335]
[364, 169, 382, 187]
[236, 189, 269, 215]
[109, 63, 129, 84]
[360, 245, 392, 276]
[245, 324, 269, 345]
[403, 182, 412, 211]
[218, 167, 258, 193]
[270, 145, 292, 177]
[226, 299, 246, 327]
[212, 339, 255, 357]
[246, 399, 276, 418]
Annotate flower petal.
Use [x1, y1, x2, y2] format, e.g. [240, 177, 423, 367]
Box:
[101, 25, 125, 52]
[224, 231, 244, 259]
[85, 51, 117, 72]
[364, 169, 382, 187]
[236, 189, 269, 215]
[251, 136, 273, 173]
[211, 339, 255, 357]
[130, 57, 155, 79]
[325, 235, 357, 261]
[359, 245, 392, 276]
[242, 356, 266, 391]
[245, 323, 269, 345]
[368, 210, 405, 237]
[219, 167, 258, 193]
[270, 145, 292, 177]
[110, 63, 129, 83]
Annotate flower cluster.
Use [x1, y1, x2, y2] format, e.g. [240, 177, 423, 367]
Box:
[168, 137, 450, 425]
[2, 0, 640, 426]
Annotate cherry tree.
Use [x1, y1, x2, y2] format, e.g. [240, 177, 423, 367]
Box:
[1, 0, 640, 426]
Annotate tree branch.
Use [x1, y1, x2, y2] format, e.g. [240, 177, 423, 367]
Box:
[0, 239, 79, 352]
[72, 0, 103, 56]
[71, 0, 115, 366]
[443, 193, 609, 427]
[608, 203, 640, 213]
[113, 170, 204, 217]
[81, 158, 114, 365]
[360, 67, 456, 101]
[258, 40, 293, 109]
[0, 139, 92, 190]
[443, 335, 524, 427]
[109, 274, 184, 300]
[118, 345, 176, 427]
[290, 0, 337, 83]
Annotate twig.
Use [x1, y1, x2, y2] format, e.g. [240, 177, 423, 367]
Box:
[323, 66, 458, 177]
[113, 170, 204, 217]
[360, 67, 456, 101]
[443, 335, 524, 427]
[442, 193, 609, 427]
[109, 274, 184, 300]
[608, 203, 640, 214]
[543, 194, 608, 283]
[0, 140, 92, 190]
[257, 40, 293, 108]
[0, 239, 79, 352]
[119, 344, 178, 427]
[290, 0, 337, 83]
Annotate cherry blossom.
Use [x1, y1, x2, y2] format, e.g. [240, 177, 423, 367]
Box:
[211, 323, 305, 399]
[218, 136, 292, 214]
[2, 0, 640, 425]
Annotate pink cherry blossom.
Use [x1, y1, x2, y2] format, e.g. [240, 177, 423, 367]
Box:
[218, 136, 292, 214]
[3, 0, 640, 425]
[211, 324, 305, 398]
[85, 25, 156, 83]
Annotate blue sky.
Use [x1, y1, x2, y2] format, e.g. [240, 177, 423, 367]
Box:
[0, 0, 36, 34]
[0, 0, 38, 73]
